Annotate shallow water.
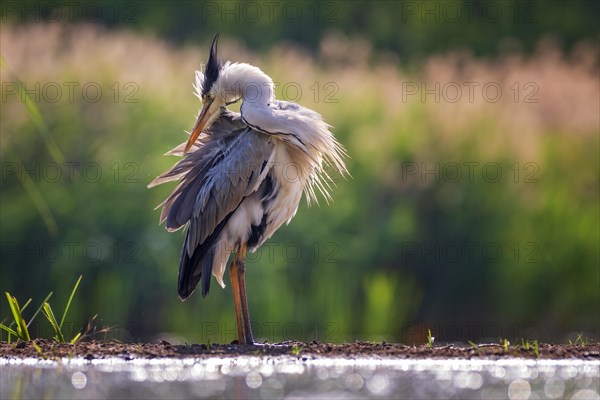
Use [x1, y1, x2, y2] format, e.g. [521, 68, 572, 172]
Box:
[1, 356, 598, 399]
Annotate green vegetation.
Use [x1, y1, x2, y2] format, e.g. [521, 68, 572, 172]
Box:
[0, 292, 53, 343]
[0, 276, 84, 344]
[569, 333, 590, 347]
[1, 293, 31, 341]
[520, 339, 539, 357]
[40, 275, 83, 344]
[291, 345, 302, 356]
[0, 16, 597, 344]
[2, 1, 596, 61]
[427, 329, 434, 348]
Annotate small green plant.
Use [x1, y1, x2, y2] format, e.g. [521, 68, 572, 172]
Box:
[519, 339, 539, 357]
[31, 340, 44, 357]
[569, 333, 589, 346]
[0, 275, 84, 344]
[531, 340, 539, 357]
[503, 338, 510, 352]
[41, 275, 83, 344]
[427, 329, 434, 348]
[467, 340, 478, 349]
[290, 344, 302, 355]
[0, 292, 53, 343]
[1, 293, 30, 341]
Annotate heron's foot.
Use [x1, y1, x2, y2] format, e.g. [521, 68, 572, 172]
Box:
[229, 340, 296, 348]
[230, 338, 256, 346]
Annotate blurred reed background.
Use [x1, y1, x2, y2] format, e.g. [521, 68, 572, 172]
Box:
[0, 1, 598, 344]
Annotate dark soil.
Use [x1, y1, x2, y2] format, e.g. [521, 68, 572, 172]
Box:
[1, 340, 598, 361]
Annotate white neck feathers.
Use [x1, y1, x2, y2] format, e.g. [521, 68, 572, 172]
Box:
[217, 62, 275, 105]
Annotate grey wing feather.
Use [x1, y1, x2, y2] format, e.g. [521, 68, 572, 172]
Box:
[183, 131, 274, 251]
[148, 109, 245, 187]
[149, 109, 247, 228]
[149, 110, 275, 299]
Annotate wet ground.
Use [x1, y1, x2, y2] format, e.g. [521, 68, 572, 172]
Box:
[2, 340, 599, 360]
[1, 341, 599, 399]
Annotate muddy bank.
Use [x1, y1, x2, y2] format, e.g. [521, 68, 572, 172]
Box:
[1, 340, 598, 360]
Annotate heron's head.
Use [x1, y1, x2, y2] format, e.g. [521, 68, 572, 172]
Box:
[185, 34, 228, 152]
[185, 34, 275, 153]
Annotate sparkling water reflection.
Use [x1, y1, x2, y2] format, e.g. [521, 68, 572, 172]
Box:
[0, 357, 598, 399]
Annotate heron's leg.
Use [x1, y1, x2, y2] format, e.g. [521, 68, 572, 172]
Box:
[236, 244, 255, 344]
[230, 244, 254, 344]
[229, 253, 245, 344]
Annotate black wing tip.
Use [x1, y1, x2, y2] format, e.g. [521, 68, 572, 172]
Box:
[177, 273, 210, 300]
[201, 254, 212, 297]
[177, 231, 215, 301]
[177, 277, 196, 300]
[178, 292, 190, 302]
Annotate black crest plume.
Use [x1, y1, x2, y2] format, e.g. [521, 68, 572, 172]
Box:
[202, 34, 222, 97]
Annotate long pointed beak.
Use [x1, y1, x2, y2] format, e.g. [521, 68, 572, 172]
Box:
[185, 98, 215, 153]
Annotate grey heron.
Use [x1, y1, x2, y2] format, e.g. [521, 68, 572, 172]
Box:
[149, 35, 347, 345]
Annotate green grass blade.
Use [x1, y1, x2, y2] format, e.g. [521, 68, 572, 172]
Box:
[31, 341, 43, 356]
[69, 332, 82, 345]
[60, 275, 82, 329]
[1, 56, 61, 237]
[41, 302, 64, 343]
[26, 292, 53, 328]
[5, 292, 30, 341]
[20, 298, 33, 313]
[0, 55, 65, 165]
[0, 322, 19, 337]
[9, 153, 59, 238]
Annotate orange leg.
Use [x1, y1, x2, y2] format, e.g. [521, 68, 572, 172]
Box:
[230, 244, 254, 344]
[229, 254, 245, 343]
